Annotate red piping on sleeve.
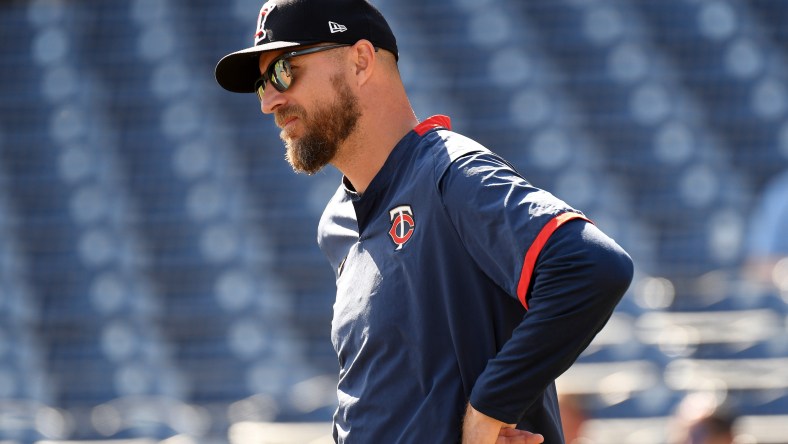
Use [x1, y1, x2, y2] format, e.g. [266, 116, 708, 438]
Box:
[414, 115, 452, 136]
[516, 212, 591, 310]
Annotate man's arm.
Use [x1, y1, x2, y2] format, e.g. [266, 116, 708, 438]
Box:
[467, 219, 633, 427]
[436, 150, 633, 437]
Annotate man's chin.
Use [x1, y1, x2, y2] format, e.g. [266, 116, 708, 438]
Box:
[284, 144, 322, 175]
[280, 128, 297, 143]
[288, 159, 328, 176]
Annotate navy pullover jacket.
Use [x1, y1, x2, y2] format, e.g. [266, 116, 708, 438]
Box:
[317, 116, 634, 443]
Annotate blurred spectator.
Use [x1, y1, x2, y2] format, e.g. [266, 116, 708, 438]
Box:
[684, 413, 736, 444]
[558, 393, 588, 444]
[744, 170, 788, 289]
[670, 393, 737, 444]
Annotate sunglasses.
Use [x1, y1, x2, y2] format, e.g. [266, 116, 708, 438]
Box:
[254, 44, 351, 101]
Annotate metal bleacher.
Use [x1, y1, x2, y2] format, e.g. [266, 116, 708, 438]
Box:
[0, 0, 786, 443]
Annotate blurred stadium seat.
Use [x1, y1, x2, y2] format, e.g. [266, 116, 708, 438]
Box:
[0, 0, 787, 442]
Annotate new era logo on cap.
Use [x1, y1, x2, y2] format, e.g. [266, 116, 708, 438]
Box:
[329, 21, 347, 33]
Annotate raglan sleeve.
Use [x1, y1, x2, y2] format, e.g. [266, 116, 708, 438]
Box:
[438, 150, 634, 424]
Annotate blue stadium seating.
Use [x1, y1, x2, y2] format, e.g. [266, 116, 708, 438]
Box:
[0, 0, 787, 441]
[634, 0, 788, 188]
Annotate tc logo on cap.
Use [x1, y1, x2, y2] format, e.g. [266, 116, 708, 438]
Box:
[254, 1, 277, 45]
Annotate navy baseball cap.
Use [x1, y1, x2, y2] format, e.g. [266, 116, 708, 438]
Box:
[215, 0, 398, 93]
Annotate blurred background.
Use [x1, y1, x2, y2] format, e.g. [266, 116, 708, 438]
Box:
[0, 0, 787, 442]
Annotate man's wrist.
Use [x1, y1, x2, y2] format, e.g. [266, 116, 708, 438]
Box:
[461, 403, 510, 444]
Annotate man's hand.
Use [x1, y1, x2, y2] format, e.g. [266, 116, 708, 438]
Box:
[461, 403, 545, 444]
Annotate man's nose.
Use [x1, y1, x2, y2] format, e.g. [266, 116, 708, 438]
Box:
[261, 86, 286, 115]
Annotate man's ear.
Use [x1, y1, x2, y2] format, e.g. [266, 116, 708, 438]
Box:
[351, 39, 377, 86]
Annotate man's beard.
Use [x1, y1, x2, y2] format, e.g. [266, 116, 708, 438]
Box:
[277, 74, 362, 175]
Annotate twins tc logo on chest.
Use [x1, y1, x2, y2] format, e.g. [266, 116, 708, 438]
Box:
[388, 205, 415, 250]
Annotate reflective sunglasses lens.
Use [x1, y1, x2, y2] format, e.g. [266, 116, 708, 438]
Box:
[254, 77, 266, 101]
[271, 59, 292, 92]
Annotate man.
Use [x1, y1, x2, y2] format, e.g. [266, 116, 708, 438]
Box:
[684, 414, 736, 444]
[672, 395, 737, 444]
[215, 1, 634, 442]
[744, 169, 788, 287]
[557, 393, 588, 443]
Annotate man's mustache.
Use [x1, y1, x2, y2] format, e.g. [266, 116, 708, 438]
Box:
[275, 106, 306, 128]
